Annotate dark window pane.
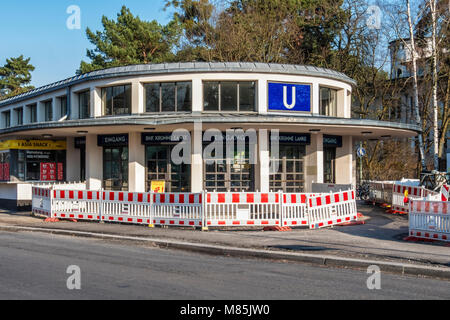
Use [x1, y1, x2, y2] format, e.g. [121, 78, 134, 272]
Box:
[204, 82, 219, 111]
[124, 85, 131, 114]
[239, 82, 256, 111]
[161, 83, 176, 112]
[145, 83, 160, 112]
[45, 101, 52, 121]
[29, 105, 37, 123]
[79, 91, 90, 119]
[320, 87, 337, 117]
[221, 82, 238, 111]
[177, 82, 191, 111]
[60, 97, 67, 117]
[112, 86, 125, 115]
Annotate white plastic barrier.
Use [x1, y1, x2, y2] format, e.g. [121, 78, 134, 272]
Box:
[391, 184, 426, 214]
[205, 192, 281, 227]
[409, 200, 450, 242]
[52, 189, 101, 221]
[31, 187, 53, 218]
[101, 191, 153, 225]
[367, 181, 395, 205]
[307, 190, 358, 229]
[282, 193, 324, 227]
[34, 181, 86, 190]
[152, 193, 203, 227]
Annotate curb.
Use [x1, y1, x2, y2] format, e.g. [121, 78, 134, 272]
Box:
[1, 224, 450, 280]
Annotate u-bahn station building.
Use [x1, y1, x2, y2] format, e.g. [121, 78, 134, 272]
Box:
[0, 62, 420, 208]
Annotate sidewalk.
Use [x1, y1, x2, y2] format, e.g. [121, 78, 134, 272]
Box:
[0, 202, 449, 271]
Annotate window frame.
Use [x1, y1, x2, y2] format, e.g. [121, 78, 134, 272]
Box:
[101, 84, 132, 116]
[202, 81, 258, 113]
[78, 90, 91, 119]
[59, 96, 68, 118]
[43, 100, 53, 122]
[27, 104, 37, 123]
[2, 110, 11, 128]
[14, 107, 23, 126]
[144, 81, 192, 113]
[319, 86, 338, 117]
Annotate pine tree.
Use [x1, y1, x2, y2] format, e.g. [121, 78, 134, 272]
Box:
[0, 55, 35, 100]
[77, 6, 182, 74]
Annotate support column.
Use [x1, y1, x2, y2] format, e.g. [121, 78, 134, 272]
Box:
[258, 129, 270, 192]
[91, 87, 102, 118]
[128, 132, 146, 192]
[66, 137, 80, 182]
[191, 79, 203, 114]
[335, 136, 354, 186]
[86, 134, 102, 190]
[132, 81, 144, 114]
[191, 122, 203, 192]
[305, 133, 323, 192]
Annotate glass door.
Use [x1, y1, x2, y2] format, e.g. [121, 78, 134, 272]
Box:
[146, 146, 190, 192]
[324, 147, 336, 184]
[204, 146, 254, 192]
[103, 147, 128, 191]
[270, 145, 306, 193]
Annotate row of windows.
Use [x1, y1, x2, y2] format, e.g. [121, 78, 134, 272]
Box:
[1, 92, 90, 128]
[1, 82, 340, 128]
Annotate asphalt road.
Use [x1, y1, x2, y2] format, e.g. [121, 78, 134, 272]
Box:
[0, 231, 448, 300]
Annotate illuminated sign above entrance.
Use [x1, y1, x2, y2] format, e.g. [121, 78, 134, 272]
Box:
[268, 82, 311, 112]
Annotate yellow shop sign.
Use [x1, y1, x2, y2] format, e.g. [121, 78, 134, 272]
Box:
[0, 140, 67, 151]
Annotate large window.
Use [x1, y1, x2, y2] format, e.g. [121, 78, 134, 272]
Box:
[28, 104, 37, 123]
[15, 108, 23, 125]
[320, 87, 338, 117]
[2, 111, 10, 128]
[145, 82, 191, 113]
[78, 91, 90, 119]
[203, 81, 256, 112]
[44, 100, 53, 122]
[59, 96, 68, 118]
[102, 84, 132, 116]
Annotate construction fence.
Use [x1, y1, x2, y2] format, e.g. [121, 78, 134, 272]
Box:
[32, 187, 358, 231]
[366, 181, 449, 242]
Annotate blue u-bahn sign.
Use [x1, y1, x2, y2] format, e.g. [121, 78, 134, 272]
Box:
[268, 82, 311, 112]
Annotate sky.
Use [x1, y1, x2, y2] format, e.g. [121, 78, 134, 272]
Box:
[0, 0, 173, 88]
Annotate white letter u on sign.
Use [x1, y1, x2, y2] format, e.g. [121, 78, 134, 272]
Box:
[283, 86, 296, 109]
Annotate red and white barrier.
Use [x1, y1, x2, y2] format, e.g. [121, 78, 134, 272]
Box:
[52, 189, 102, 221]
[390, 184, 425, 214]
[441, 185, 449, 202]
[205, 192, 281, 227]
[282, 193, 324, 227]
[32, 187, 361, 230]
[409, 200, 450, 242]
[32, 187, 53, 218]
[367, 181, 395, 205]
[307, 190, 358, 229]
[153, 193, 203, 227]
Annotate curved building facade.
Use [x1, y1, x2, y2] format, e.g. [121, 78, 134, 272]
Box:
[0, 62, 419, 206]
